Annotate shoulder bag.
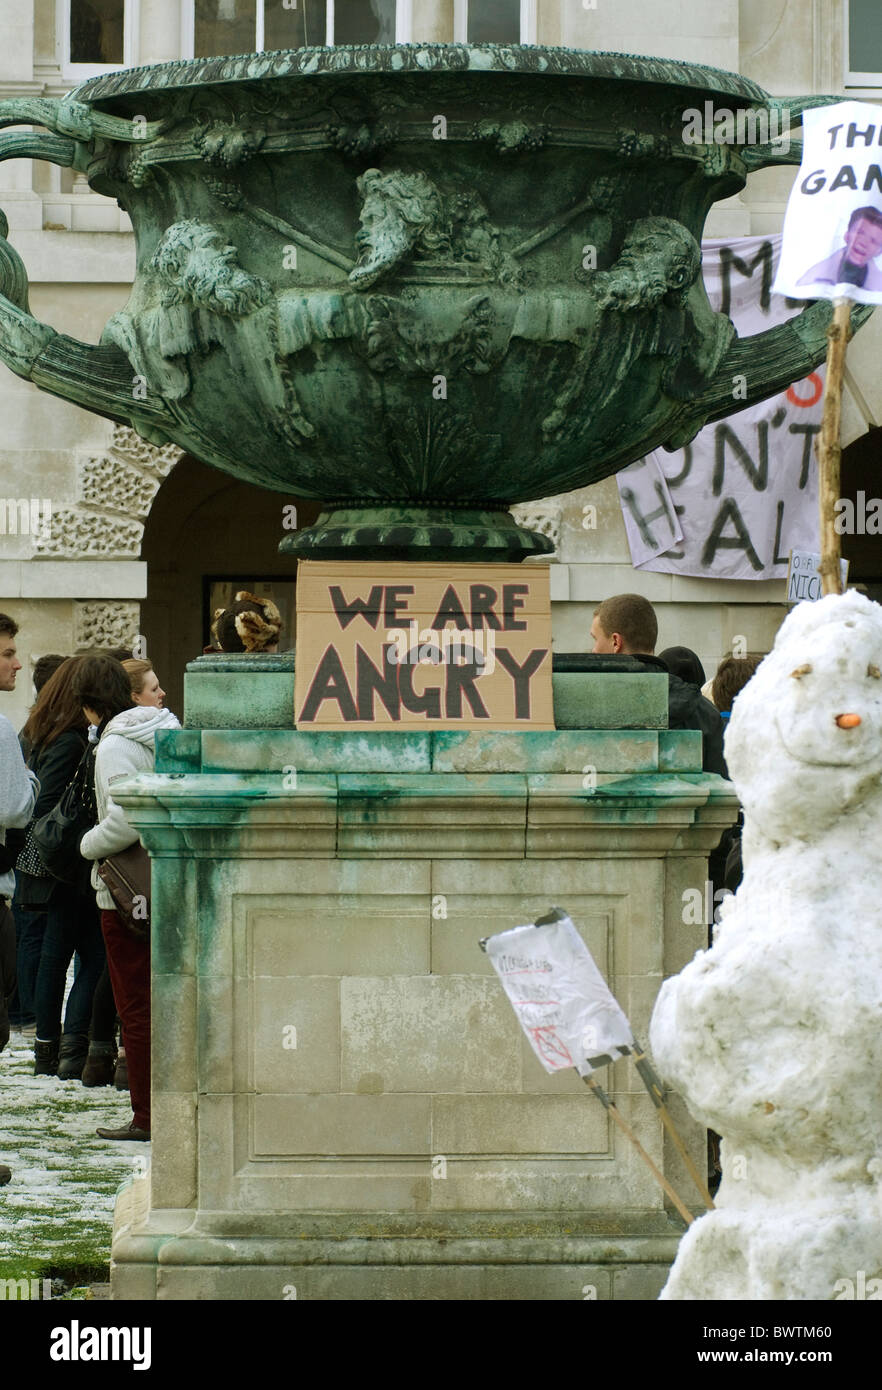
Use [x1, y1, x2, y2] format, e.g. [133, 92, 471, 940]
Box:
[97, 843, 151, 940]
[31, 742, 96, 893]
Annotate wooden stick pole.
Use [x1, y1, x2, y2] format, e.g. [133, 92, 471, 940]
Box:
[630, 1041, 715, 1210]
[816, 297, 852, 596]
[580, 1074, 695, 1225]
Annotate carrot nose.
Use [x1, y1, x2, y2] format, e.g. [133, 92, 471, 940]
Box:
[836, 713, 862, 728]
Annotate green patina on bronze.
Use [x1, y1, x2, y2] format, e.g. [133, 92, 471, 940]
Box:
[0, 44, 870, 560]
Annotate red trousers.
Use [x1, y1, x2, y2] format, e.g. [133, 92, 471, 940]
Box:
[100, 909, 150, 1131]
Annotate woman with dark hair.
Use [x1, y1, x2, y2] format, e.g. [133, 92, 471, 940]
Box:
[76, 655, 180, 1141]
[15, 657, 110, 1078]
[7, 652, 69, 1033]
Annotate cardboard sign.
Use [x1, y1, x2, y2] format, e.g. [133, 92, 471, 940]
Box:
[774, 100, 882, 305]
[295, 561, 553, 730]
[786, 550, 849, 604]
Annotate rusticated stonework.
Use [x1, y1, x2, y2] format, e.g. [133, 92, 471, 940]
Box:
[73, 601, 140, 652]
[509, 498, 563, 555]
[79, 456, 159, 518]
[33, 427, 181, 557]
[110, 424, 182, 478]
[34, 507, 144, 558]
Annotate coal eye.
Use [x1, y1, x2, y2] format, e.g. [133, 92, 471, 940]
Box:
[869, 664, 881, 679]
[790, 664, 812, 679]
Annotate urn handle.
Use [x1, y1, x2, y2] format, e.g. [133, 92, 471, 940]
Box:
[666, 99, 874, 447]
[0, 124, 77, 377]
[0, 99, 175, 439]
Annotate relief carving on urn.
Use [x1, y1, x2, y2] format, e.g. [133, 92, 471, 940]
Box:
[0, 46, 872, 560]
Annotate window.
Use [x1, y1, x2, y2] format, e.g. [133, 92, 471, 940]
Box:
[183, 0, 406, 58]
[61, 0, 139, 79]
[845, 0, 882, 86]
[453, 0, 537, 45]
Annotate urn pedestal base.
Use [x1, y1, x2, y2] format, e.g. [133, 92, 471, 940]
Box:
[111, 1186, 683, 1301]
[106, 673, 737, 1301]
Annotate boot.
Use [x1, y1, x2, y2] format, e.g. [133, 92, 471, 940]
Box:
[57, 1033, 90, 1081]
[114, 1046, 129, 1091]
[81, 1040, 118, 1087]
[34, 1038, 59, 1076]
[95, 1121, 150, 1142]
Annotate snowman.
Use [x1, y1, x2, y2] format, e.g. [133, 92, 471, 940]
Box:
[650, 590, 882, 1300]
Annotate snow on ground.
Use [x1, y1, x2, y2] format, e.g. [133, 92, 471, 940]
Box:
[0, 1029, 148, 1272]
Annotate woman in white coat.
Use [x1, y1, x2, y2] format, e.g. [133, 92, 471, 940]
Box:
[75, 655, 180, 1141]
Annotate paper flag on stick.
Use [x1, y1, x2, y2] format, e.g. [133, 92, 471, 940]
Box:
[483, 908, 634, 1076]
[773, 100, 882, 306]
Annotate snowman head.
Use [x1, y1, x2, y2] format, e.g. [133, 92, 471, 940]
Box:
[725, 591, 882, 842]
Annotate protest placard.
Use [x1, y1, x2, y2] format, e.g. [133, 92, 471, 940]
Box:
[772, 101, 882, 595]
[786, 550, 849, 604]
[618, 235, 826, 581]
[294, 560, 553, 730]
[774, 101, 882, 304]
[482, 908, 713, 1216]
[483, 911, 633, 1076]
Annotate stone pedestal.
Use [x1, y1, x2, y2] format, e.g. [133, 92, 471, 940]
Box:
[108, 664, 737, 1300]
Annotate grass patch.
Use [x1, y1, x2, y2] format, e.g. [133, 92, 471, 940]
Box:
[1, 1033, 145, 1282]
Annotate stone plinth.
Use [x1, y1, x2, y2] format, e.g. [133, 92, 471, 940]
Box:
[107, 670, 737, 1300]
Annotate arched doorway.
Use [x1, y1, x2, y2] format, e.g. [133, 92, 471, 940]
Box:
[139, 455, 320, 718]
[840, 427, 882, 606]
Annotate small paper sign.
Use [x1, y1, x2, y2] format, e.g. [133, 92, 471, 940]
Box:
[483, 911, 634, 1076]
[774, 100, 882, 304]
[786, 549, 849, 604]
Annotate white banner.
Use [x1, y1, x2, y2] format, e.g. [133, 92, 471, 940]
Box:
[618, 234, 825, 580]
[484, 912, 633, 1076]
[774, 101, 882, 304]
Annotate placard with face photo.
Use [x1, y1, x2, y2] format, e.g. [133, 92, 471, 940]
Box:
[774, 100, 882, 304]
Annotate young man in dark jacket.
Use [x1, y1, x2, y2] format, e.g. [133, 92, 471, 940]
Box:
[589, 594, 727, 777]
[0, 614, 40, 1186]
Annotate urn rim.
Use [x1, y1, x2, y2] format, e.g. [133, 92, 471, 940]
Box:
[71, 41, 769, 108]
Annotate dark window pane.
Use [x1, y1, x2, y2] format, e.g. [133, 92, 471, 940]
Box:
[467, 0, 520, 44]
[194, 0, 258, 58]
[850, 0, 882, 72]
[70, 0, 125, 64]
[335, 0, 396, 45]
[264, 0, 324, 48]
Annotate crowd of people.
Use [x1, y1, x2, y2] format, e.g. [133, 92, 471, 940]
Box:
[0, 590, 283, 1184]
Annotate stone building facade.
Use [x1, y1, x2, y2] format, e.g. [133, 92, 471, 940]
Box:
[1, 0, 881, 726]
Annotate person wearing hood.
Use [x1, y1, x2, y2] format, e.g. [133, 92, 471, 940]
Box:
[657, 646, 706, 690]
[80, 657, 171, 1091]
[75, 655, 181, 1142]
